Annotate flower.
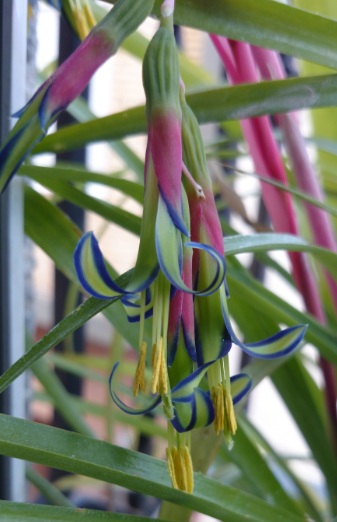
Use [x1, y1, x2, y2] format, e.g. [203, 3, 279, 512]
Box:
[74, 22, 228, 493]
[179, 90, 307, 447]
[74, 21, 307, 495]
[0, 0, 154, 193]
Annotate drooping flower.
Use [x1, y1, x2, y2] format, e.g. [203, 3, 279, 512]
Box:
[179, 88, 307, 447]
[74, 19, 228, 494]
[74, 12, 307, 494]
[0, 0, 155, 193]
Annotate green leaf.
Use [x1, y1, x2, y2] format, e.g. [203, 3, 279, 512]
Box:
[227, 262, 337, 364]
[32, 358, 94, 437]
[220, 418, 302, 515]
[237, 417, 326, 522]
[272, 356, 337, 514]
[0, 295, 115, 396]
[26, 467, 73, 508]
[0, 500, 168, 522]
[19, 164, 144, 204]
[33, 73, 337, 155]
[224, 232, 337, 282]
[0, 415, 306, 522]
[0, 187, 139, 394]
[24, 185, 80, 281]
[154, 0, 337, 69]
[29, 178, 141, 236]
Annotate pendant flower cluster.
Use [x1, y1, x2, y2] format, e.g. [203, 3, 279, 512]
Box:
[74, 8, 307, 493]
[0, 0, 155, 193]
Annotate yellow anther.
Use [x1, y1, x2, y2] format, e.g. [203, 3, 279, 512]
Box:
[74, 5, 90, 40]
[182, 446, 194, 493]
[211, 383, 237, 441]
[166, 446, 194, 493]
[173, 447, 187, 491]
[83, 1, 96, 29]
[151, 337, 168, 395]
[151, 341, 160, 393]
[211, 384, 225, 434]
[151, 342, 157, 368]
[166, 448, 178, 489]
[133, 341, 147, 397]
[224, 388, 237, 436]
[159, 342, 168, 395]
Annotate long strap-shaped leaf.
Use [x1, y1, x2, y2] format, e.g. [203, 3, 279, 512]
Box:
[0, 414, 306, 522]
[34, 73, 337, 155]
[0, 499, 169, 522]
[273, 356, 337, 514]
[156, 0, 337, 69]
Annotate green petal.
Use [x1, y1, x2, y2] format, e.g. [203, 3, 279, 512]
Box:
[221, 287, 307, 358]
[156, 195, 225, 296]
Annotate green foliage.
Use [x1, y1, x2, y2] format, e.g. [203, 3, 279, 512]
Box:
[1, 0, 337, 521]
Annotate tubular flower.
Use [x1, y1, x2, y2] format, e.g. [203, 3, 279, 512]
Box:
[0, 0, 155, 193]
[74, 12, 307, 495]
[74, 19, 227, 493]
[179, 90, 307, 448]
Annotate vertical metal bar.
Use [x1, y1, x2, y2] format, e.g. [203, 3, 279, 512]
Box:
[0, 0, 27, 501]
[49, 15, 86, 486]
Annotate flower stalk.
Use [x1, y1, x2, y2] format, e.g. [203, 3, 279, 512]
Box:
[0, 0, 155, 193]
[210, 34, 337, 447]
[71, 6, 307, 494]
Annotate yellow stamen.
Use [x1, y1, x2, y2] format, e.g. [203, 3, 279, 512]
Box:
[166, 446, 194, 493]
[159, 341, 168, 395]
[211, 384, 225, 434]
[151, 340, 161, 393]
[83, 1, 96, 29]
[182, 446, 194, 493]
[133, 341, 147, 397]
[166, 448, 178, 489]
[151, 337, 168, 395]
[224, 388, 237, 435]
[151, 342, 157, 368]
[74, 7, 90, 40]
[173, 447, 186, 491]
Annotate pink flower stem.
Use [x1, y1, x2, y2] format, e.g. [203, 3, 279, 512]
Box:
[252, 46, 337, 440]
[210, 35, 337, 442]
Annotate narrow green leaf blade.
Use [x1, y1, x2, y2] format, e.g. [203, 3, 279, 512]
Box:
[0, 500, 168, 522]
[273, 357, 337, 513]
[33, 74, 337, 155]
[0, 415, 306, 522]
[225, 233, 337, 282]
[220, 419, 302, 515]
[155, 0, 337, 69]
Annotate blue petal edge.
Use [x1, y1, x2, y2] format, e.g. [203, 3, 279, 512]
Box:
[109, 363, 161, 415]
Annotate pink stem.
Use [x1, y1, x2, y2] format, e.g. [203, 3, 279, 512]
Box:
[211, 35, 337, 437]
[252, 46, 337, 307]
[252, 47, 337, 437]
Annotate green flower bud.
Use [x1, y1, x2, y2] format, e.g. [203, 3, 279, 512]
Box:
[98, 0, 155, 52]
[143, 27, 181, 116]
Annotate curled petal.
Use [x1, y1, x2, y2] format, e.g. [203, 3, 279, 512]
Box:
[171, 388, 214, 433]
[195, 290, 232, 366]
[74, 231, 158, 298]
[171, 363, 212, 402]
[156, 195, 226, 296]
[74, 232, 129, 298]
[0, 118, 44, 193]
[109, 363, 161, 415]
[220, 287, 307, 358]
[121, 288, 153, 323]
[230, 373, 252, 404]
